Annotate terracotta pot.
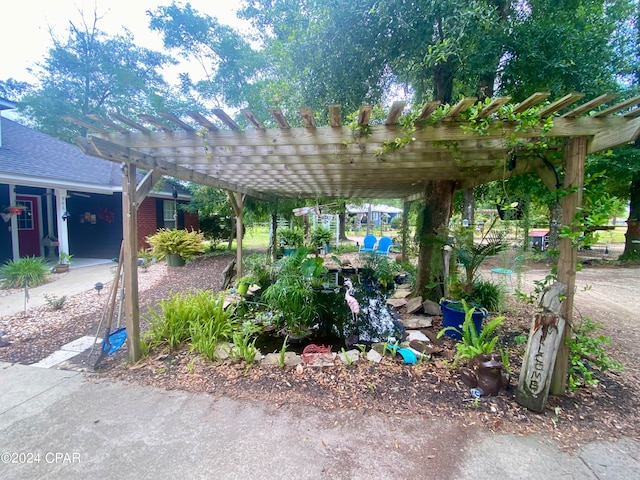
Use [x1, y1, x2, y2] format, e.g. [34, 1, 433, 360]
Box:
[54, 264, 70, 273]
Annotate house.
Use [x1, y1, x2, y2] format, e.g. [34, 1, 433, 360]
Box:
[347, 203, 403, 227]
[0, 99, 198, 264]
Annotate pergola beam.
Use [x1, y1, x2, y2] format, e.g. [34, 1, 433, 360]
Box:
[76, 136, 272, 201]
[588, 116, 640, 153]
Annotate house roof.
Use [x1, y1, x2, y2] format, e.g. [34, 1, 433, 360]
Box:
[1, 116, 121, 193]
[0, 116, 191, 200]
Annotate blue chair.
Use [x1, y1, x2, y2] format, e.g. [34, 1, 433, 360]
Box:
[359, 234, 377, 253]
[375, 236, 393, 255]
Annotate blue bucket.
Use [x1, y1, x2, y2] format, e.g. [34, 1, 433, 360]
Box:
[440, 300, 487, 340]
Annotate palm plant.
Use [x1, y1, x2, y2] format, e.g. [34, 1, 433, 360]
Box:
[454, 232, 508, 294]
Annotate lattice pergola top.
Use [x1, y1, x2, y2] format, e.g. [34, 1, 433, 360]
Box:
[70, 92, 640, 201]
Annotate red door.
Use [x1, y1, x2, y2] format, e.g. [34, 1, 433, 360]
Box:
[16, 195, 41, 257]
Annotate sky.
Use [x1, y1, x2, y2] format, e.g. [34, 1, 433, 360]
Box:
[0, 0, 246, 84]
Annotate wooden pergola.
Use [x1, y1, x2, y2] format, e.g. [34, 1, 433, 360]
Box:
[69, 92, 640, 392]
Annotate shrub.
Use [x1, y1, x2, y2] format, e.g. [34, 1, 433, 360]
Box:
[143, 290, 239, 360]
[146, 228, 206, 261]
[567, 317, 624, 391]
[468, 279, 505, 312]
[43, 294, 67, 310]
[0, 256, 49, 288]
[278, 227, 303, 247]
[309, 225, 332, 248]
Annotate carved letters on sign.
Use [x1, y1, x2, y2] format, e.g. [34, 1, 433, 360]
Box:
[515, 283, 567, 412]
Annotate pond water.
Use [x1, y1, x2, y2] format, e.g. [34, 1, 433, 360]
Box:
[254, 273, 405, 353]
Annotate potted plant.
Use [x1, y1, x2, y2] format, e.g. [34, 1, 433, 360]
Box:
[278, 228, 303, 256]
[146, 228, 206, 267]
[437, 300, 504, 365]
[441, 225, 507, 337]
[54, 252, 73, 273]
[310, 225, 332, 255]
[437, 300, 509, 396]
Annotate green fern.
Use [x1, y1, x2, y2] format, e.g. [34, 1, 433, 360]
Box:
[437, 299, 504, 366]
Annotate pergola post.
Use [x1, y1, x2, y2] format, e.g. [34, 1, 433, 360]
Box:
[550, 137, 587, 395]
[121, 163, 141, 363]
[228, 191, 246, 278]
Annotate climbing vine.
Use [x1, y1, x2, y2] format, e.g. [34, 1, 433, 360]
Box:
[374, 97, 556, 160]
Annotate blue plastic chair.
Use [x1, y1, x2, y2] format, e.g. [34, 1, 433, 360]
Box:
[359, 234, 377, 253]
[375, 236, 393, 255]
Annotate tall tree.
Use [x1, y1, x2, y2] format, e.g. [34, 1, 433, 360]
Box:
[149, 2, 268, 117]
[4, 9, 179, 142]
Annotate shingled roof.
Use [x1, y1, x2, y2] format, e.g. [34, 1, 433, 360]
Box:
[0, 116, 121, 192]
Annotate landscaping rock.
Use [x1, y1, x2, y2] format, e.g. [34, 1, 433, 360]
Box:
[391, 289, 412, 299]
[386, 298, 407, 308]
[422, 299, 442, 316]
[409, 339, 443, 355]
[405, 297, 423, 314]
[366, 349, 383, 363]
[371, 342, 387, 356]
[337, 349, 360, 364]
[407, 330, 429, 342]
[423, 329, 444, 346]
[214, 342, 232, 360]
[402, 315, 433, 329]
[261, 352, 300, 366]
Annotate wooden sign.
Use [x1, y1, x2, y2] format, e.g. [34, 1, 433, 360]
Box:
[516, 283, 567, 412]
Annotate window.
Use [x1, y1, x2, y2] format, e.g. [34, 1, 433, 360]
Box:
[163, 200, 177, 229]
[16, 200, 33, 230]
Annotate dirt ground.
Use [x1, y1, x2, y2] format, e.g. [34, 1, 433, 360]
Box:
[1, 247, 639, 452]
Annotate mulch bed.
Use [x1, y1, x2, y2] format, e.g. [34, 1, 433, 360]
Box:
[1, 253, 638, 452]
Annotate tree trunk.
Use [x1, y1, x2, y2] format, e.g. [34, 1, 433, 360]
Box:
[547, 201, 562, 251]
[433, 63, 455, 104]
[623, 170, 640, 257]
[401, 201, 410, 262]
[227, 216, 236, 250]
[270, 212, 278, 262]
[415, 180, 456, 302]
[338, 212, 349, 241]
[462, 188, 475, 226]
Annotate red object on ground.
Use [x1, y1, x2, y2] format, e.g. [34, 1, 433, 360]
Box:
[301, 344, 334, 365]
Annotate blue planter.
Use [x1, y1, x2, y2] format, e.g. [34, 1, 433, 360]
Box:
[440, 300, 487, 340]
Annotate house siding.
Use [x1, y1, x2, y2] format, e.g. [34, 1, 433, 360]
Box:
[137, 198, 158, 251]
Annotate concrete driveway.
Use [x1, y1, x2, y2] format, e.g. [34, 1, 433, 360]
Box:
[1, 362, 638, 480]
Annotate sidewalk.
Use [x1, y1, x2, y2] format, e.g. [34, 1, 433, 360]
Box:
[0, 260, 115, 317]
[1, 361, 638, 479]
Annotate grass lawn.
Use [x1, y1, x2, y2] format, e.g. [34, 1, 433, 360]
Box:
[595, 226, 626, 244]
